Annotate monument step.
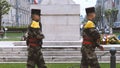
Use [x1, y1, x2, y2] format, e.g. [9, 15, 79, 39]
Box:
[0, 41, 119, 63]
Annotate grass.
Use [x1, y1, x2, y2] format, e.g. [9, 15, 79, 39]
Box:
[0, 32, 119, 41]
[0, 32, 23, 41]
[0, 63, 120, 68]
[114, 33, 120, 37]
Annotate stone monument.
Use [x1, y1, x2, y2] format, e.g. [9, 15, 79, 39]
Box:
[31, 0, 80, 41]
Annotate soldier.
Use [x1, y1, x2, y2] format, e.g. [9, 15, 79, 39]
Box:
[80, 7, 104, 68]
[26, 9, 47, 68]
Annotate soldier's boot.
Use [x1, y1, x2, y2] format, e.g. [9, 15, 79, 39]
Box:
[80, 65, 89, 68]
[27, 66, 35, 68]
[37, 51, 47, 68]
[37, 61, 47, 68]
[90, 66, 100, 68]
[89, 59, 100, 68]
[90, 62, 100, 68]
[80, 58, 89, 68]
[27, 60, 35, 68]
[27, 64, 35, 68]
[38, 66, 47, 68]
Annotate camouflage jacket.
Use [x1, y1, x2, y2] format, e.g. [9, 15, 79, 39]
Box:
[83, 28, 100, 47]
[27, 21, 44, 45]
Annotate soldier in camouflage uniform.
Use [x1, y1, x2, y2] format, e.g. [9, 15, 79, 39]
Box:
[26, 9, 47, 68]
[80, 7, 104, 68]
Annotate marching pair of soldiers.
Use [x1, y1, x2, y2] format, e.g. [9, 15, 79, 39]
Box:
[26, 7, 104, 68]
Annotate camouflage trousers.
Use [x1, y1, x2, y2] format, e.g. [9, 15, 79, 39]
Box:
[80, 44, 100, 68]
[27, 46, 47, 68]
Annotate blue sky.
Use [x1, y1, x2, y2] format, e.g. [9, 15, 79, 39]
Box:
[73, 0, 97, 17]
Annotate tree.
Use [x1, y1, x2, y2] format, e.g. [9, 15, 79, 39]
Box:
[104, 8, 119, 34]
[104, 9, 111, 23]
[111, 8, 119, 23]
[104, 8, 119, 27]
[0, 0, 11, 29]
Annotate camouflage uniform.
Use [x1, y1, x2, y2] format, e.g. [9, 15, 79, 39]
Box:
[80, 25, 101, 68]
[27, 21, 47, 68]
[27, 46, 47, 68]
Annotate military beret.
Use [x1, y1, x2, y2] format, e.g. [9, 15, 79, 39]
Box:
[85, 7, 95, 14]
[31, 9, 41, 16]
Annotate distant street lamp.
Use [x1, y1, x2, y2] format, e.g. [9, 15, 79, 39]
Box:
[3, 27, 8, 39]
[3, 22, 8, 39]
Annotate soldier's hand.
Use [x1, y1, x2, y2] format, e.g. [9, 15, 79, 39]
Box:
[98, 46, 104, 51]
[37, 34, 45, 39]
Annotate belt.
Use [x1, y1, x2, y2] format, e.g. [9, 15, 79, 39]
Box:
[29, 43, 40, 47]
[83, 41, 93, 45]
[28, 38, 38, 42]
[28, 38, 40, 47]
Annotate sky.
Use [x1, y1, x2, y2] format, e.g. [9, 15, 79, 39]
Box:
[73, 0, 97, 17]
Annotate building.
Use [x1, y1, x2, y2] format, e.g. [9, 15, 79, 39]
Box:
[103, 0, 120, 22]
[96, 0, 114, 10]
[104, 0, 113, 9]
[95, 0, 119, 29]
[95, 0, 106, 29]
[114, 0, 120, 8]
[2, 0, 76, 27]
[114, 0, 120, 21]
[101, 0, 120, 22]
[96, 0, 102, 6]
[2, 0, 80, 41]
[2, 0, 31, 27]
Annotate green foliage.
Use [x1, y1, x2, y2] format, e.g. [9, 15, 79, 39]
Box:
[104, 9, 111, 23]
[0, 0, 11, 28]
[0, 0, 11, 15]
[0, 32, 23, 41]
[104, 8, 119, 27]
[111, 8, 119, 22]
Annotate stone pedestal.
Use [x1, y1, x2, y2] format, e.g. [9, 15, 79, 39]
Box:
[30, 0, 80, 41]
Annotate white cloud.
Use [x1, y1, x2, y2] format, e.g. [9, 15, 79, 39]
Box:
[73, 0, 97, 17]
